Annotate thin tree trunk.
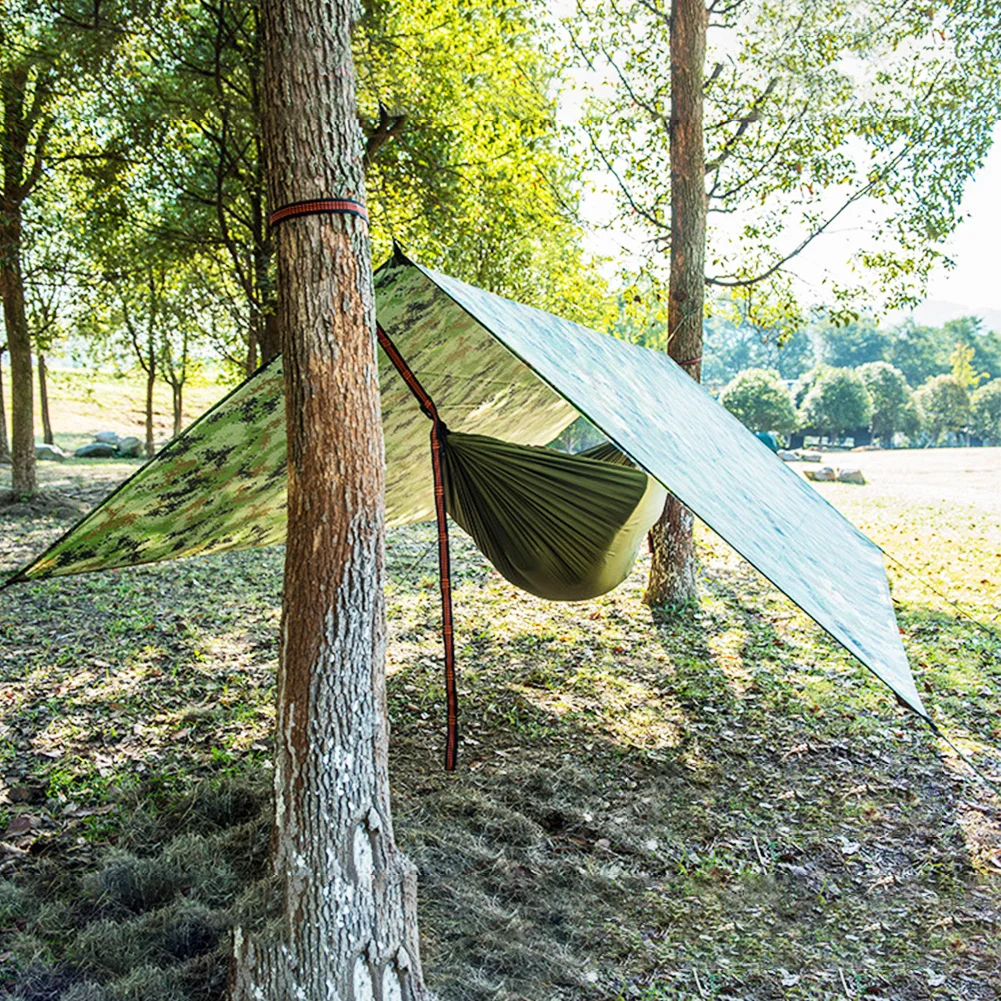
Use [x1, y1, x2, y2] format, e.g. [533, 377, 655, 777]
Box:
[144, 352, 156, 457]
[0, 344, 10, 464]
[258, 307, 280, 364]
[38, 353, 53, 445]
[245, 326, 258, 375]
[0, 207, 36, 499]
[171, 381, 182, 438]
[645, 0, 706, 607]
[228, 0, 431, 997]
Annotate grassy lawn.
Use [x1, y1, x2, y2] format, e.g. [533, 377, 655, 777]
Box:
[0, 445, 998, 1000]
[0, 367, 232, 456]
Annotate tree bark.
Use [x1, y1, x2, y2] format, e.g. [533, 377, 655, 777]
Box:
[170, 380, 182, 438]
[0, 205, 36, 499]
[245, 327, 258, 375]
[144, 350, 156, 457]
[258, 306, 280, 364]
[645, 0, 707, 607]
[0, 344, 10, 464]
[38, 353, 53, 445]
[228, 0, 431, 997]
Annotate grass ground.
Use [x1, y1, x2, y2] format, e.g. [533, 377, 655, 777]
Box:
[0, 445, 998, 1000]
[0, 366, 230, 456]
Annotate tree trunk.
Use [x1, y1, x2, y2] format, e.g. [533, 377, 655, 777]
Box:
[0, 344, 10, 464]
[171, 381, 182, 438]
[245, 327, 258, 375]
[255, 230, 281, 364]
[644, 0, 707, 607]
[258, 306, 280, 364]
[0, 207, 36, 499]
[144, 356, 156, 457]
[228, 0, 431, 997]
[38, 353, 53, 445]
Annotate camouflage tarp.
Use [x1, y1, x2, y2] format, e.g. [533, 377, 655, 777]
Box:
[5, 251, 925, 718]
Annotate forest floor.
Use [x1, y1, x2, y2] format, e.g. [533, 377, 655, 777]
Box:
[0, 447, 999, 1001]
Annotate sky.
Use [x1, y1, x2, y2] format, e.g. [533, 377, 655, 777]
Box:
[921, 125, 1001, 313]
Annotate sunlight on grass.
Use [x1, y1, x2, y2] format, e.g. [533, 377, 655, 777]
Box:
[1, 448, 999, 998]
[707, 627, 753, 694]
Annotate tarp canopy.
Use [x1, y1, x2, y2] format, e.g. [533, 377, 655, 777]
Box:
[5, 251, 925, 719]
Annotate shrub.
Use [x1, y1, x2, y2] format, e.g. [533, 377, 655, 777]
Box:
[719, 368, 797, 433]
[914, 374, 970, 440]
[799, 368, 873, 437]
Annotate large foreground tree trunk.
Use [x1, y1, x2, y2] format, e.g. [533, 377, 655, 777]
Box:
[228, 0, 431, 998]
[38, 353, 53, 445]
[0, 205, 36, 499]
[645, 0, 706, 607]
[0, 343, 10, 464]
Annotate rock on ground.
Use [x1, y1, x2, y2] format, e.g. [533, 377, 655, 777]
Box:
[836, 468, 866, 485]
[804, 466, 867, 485]
[35, 443, 67, 462]
[75, 442, 119, 459]
[804, 466, 837, 482]
[117, 436, 143, 458]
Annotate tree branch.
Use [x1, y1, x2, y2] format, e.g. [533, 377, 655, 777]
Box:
[363, 103, 407, 165]
[705, 143, 915, 288]
[582, 122, 670, 233]
[18, 118, 52, 200]
[704, 77, 777, 175]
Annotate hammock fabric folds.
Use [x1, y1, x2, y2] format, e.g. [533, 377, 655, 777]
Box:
[441, 431, 666, 601]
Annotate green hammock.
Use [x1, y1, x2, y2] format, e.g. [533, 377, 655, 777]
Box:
[441, 431, 665, 601]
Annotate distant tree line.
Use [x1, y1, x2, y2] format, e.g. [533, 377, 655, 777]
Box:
[701, 311, 1001, 387]
[718, 339, 1001, 446]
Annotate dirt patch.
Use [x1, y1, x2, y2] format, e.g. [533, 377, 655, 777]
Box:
[0, 492, 87, 521]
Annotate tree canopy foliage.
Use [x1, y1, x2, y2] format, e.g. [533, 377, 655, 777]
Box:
[719, 368, 797, 433]
[79, 0, 606, 374]
[568, 0, 1001, 329]
[914, 374, 971, 441]
[799, 368, 873, 436]
[970, 378, 1001, 443]
[857, 362, 913, 444]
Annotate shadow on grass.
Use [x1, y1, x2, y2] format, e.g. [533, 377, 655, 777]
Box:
[0, 519, 998, 1000]
[382, 551, 1000, 999]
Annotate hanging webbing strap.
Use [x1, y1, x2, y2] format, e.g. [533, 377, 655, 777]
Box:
[376, 323, 459, 771]
[267, 198, 369, 227]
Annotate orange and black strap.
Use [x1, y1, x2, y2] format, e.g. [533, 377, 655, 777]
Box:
[376, 323, 459, 771]
[268, 198, 368, 227]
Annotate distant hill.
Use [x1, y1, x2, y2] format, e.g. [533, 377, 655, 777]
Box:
[911, 299, 1001, 333]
